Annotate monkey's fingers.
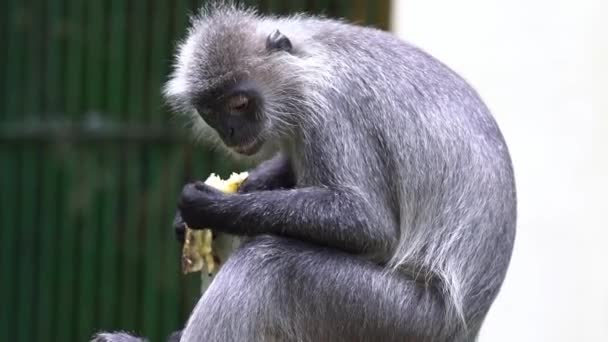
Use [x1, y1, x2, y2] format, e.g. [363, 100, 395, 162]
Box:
[180, 172, 248, 276]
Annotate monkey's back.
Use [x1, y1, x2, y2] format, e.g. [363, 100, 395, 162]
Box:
[286, 16, 517, 324]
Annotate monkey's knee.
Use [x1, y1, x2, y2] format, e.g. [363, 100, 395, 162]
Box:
[181, 235, 289, 341]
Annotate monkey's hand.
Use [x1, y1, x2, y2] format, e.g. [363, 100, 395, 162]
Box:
[238, 154, 294, 193]
[178, 181, 228, 230]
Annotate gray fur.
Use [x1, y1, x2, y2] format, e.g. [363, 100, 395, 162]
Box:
[91, 330, 181, 342]
[90, 332, 147, 342]
[98, 2, 516, 341]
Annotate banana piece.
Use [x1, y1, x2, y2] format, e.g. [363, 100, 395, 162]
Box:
[181, 172, 248, 275]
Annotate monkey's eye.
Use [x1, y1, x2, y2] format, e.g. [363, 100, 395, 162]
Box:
[226, 94, 250, 113]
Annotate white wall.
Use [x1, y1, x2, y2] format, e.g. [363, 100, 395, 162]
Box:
[390, 0, 608, 340]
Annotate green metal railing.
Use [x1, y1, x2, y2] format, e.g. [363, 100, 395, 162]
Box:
[0, 1, 388, 341]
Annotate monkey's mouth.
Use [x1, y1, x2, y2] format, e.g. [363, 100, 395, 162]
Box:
[232, 138, 264, 156]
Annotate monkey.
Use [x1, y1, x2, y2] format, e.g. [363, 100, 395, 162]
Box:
[93, 2, 516, 342]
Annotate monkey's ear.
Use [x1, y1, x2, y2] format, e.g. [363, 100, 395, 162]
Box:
[266, 30, 292, 52]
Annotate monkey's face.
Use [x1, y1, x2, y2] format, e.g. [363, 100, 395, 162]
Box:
[163, 8, 303, 158]
[193, 79, 266, 156]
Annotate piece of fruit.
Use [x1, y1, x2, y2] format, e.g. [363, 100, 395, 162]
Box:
[181, 172, 248, 275]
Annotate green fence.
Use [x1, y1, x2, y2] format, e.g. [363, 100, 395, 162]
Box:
[0, 1, 388, 341]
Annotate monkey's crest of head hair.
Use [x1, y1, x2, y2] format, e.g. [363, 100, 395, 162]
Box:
[163, 1, 333, 155]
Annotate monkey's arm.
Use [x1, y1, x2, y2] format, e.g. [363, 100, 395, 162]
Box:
[172, 155, 294, 244]
[238, 154, 295, 193]
[179, 183, 395, 255]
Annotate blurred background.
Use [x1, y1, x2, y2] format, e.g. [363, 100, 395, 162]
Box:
[0, 0, 605, 341]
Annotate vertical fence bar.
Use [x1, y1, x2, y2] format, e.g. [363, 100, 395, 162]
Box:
[3, 0, 25, 122]
[0, 0, 24, 339]
[23, 0, 45, 119]
[142, 145, 162, 340]
[309, 0, 325, 14]
[97, 142, 121, 331]
[16, 142, 39, 342]
[34, 6, 64, 340]
[35, 144, 60, 341]
[126, 0, 148, 125]
[120, 143, 144, 333]
[98, 0, 127, 332]
[290, 0, 307, 12]
[160, 145, 186, 335]
[0, 0, 6, 112]
[44, 23, 67, 333]
[141, 0, 171, 338]
[147, 0, 170, 127]
[365, 0, 376, 26]
[55, 0, 84, 339]
[270, 0, 288, 14]
[0, 145, 19, 342]
[120, 0, 149, 334]
[76, 0, 106, 339]
[337, 0, 353, 21]
[76, 150, 100, 341]
[44, 0, 64, 115]
[16, 0, 44, 340]
[374, 0, 391, 30]
[106, 0, 127, 124]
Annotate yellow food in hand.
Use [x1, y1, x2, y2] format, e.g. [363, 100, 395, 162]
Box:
[181, 172, 248, 275]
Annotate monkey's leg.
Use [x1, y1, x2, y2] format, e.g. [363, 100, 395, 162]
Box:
[180, 235, 470, 342]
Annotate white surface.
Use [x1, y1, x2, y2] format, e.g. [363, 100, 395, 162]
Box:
[391, 0, 608, 340]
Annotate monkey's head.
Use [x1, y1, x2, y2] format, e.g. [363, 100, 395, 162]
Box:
[164, 4, 324, 159]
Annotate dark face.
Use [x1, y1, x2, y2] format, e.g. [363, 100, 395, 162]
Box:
[193, 79, 266, 156]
